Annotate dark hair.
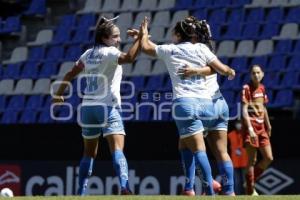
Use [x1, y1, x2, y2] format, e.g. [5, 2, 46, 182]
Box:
[173, 20, 196, 43]
[250, 64, 264, 72]
[184, 16, 214, 52]
[94, 17, 116, 45]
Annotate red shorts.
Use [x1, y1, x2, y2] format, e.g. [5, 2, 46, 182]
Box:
[242, 118, 270, 148]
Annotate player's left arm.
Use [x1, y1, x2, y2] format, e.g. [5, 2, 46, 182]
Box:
[140, 17, 157, 57]
[177, 65, 216, 78]
[264, 106, 272, 137]
[52, 63, 83, 103]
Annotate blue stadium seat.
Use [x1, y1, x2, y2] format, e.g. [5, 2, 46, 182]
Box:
[39, 61, 58, 78]
[0, 95, 7, 112]
[222, 90, 235, 107]
[213, 0, 231, 8]
[274, 71, 299, 89]
[6, 95, 25, 111]
[267, 55, 286, 72]
[250, 56, 268, 68]
[1, 110, 19, 124]
[64, 45, 82, 61]
[25, 95, 44, 110]
[2, 63, 22, 79]
[76, 14, 96, 29]
[38, 109, 53, 123]
[263, 72, 280, 89]
[129, 76, 145, 91]
[28, 46, 45, 61]
[0, 64, 3, 78]
[241, 23, 260, 39]
[57, 14, 76, 30]
[174, 0, 193, 10]
[0, 16, 21, 34]
[268, 89, 294, 108]
[285, 7, 300, 23]
[192, 10, 208, 20]
[136, 106, 153, 121]
[231, 57, 248, 72]
[265, 8, 283, 23]
[259, 23, 279, 39]
[223, 23, 242, 40]
[20, 61, 39, 79]
[23, 0, 46, 16]
[293, 40, 300, 54]
[266, 90, 274, 105]
[210, 23, 221, 40]
[51, 29, 72, 45]
[19, 109, 37, 124]
[221, 73, 242, 90]
[246, 8, 264, 23]
[231, 0, 251, 7]
[162, 76, 172, 91]
[44, 46, 64, 62]
[227, 8, 245, 23]
[208, 9, 227, 25]
[66, 94, 81, 109]
[145, 75, 166, 91]
[273, 40, 293, 55]
[193, 0, 212, 8]
[70, 29, 91, 44]
[285, 56, 300, 72]
[56, 106, 74, 123]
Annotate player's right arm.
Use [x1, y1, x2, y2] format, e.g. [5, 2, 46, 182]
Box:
[52, 61, 84, 103]
[140, 17, 157, 57]
[208, 59, 235, 80]
[242, 85, 257, 142]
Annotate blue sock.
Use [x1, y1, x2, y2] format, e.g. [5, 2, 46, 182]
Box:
[112, 150, 129, 190]
[180, 149, 195, 191]
[217, 161, 234, 194]
[77, 156, 94, 195]
[194, 151, 214, 195]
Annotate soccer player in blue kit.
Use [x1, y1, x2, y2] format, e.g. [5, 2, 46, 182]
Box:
[138, 17, 235, 195]
[177, 16, 236, 196]
[52, 17, 142, 195]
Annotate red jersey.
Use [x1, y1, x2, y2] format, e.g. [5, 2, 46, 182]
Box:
[228, 130, 248, 168]
[242, 83, 268, 119]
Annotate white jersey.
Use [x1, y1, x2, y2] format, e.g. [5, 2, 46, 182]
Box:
[205, 74, 222, 99]
[155, 42, 217, 100]
[77, 45, 122, 107]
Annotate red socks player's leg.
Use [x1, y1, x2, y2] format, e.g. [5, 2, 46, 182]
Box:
[245, 168, 254, 195]
[254, 166, 264, 181]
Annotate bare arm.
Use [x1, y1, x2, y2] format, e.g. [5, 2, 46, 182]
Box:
[264, 106, 272, 137]
[140, 17, 157, 57]
[118, 37, 141, 64]
[53, 64, 83, 103]
[177, 65, 216, 78]
[242, 102, 257, 142]
[208, 58, 235, 79]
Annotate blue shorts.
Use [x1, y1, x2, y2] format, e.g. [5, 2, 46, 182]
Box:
[203, 96, 229, 132]
[172, 97, 215, 139]
[79, 105, 125, 139]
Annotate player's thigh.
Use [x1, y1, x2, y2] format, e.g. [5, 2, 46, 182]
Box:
[83, 138, 99, 158]
[106, 134, 125, 153]
[245, 144, 257, 165]
[102, 106, 125, 137]
[181, 132, 206, 153]
[80, 106, 102, 139]
[206, 130, 228, 155]
[259, 144, 273, 161]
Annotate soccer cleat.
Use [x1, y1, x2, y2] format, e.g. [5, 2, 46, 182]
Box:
[121, 188, 133, 195]
[213, 180, 222, 193]
[181, 189, 195, 196]
[251, 189, 259, 196]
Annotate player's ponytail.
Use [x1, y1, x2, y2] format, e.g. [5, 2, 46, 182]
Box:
[196, 20, 215, 52]
[173, 20, 196, 42]
[94, 16, 118, 45]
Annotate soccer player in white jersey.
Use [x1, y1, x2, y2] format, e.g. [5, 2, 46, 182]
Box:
[177, 17, 235, 196]
[52, 17, 142, 195]
[136, 17, 231, 195]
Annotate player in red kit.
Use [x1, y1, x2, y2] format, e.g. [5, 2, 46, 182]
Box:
[241, 65, 273, 195]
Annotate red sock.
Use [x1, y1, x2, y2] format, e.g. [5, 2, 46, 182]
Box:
[254, 166, 264, 181]
[245, 171, 254, 195]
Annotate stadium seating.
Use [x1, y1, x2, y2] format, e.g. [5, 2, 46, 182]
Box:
[1, 0, 299, 124]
